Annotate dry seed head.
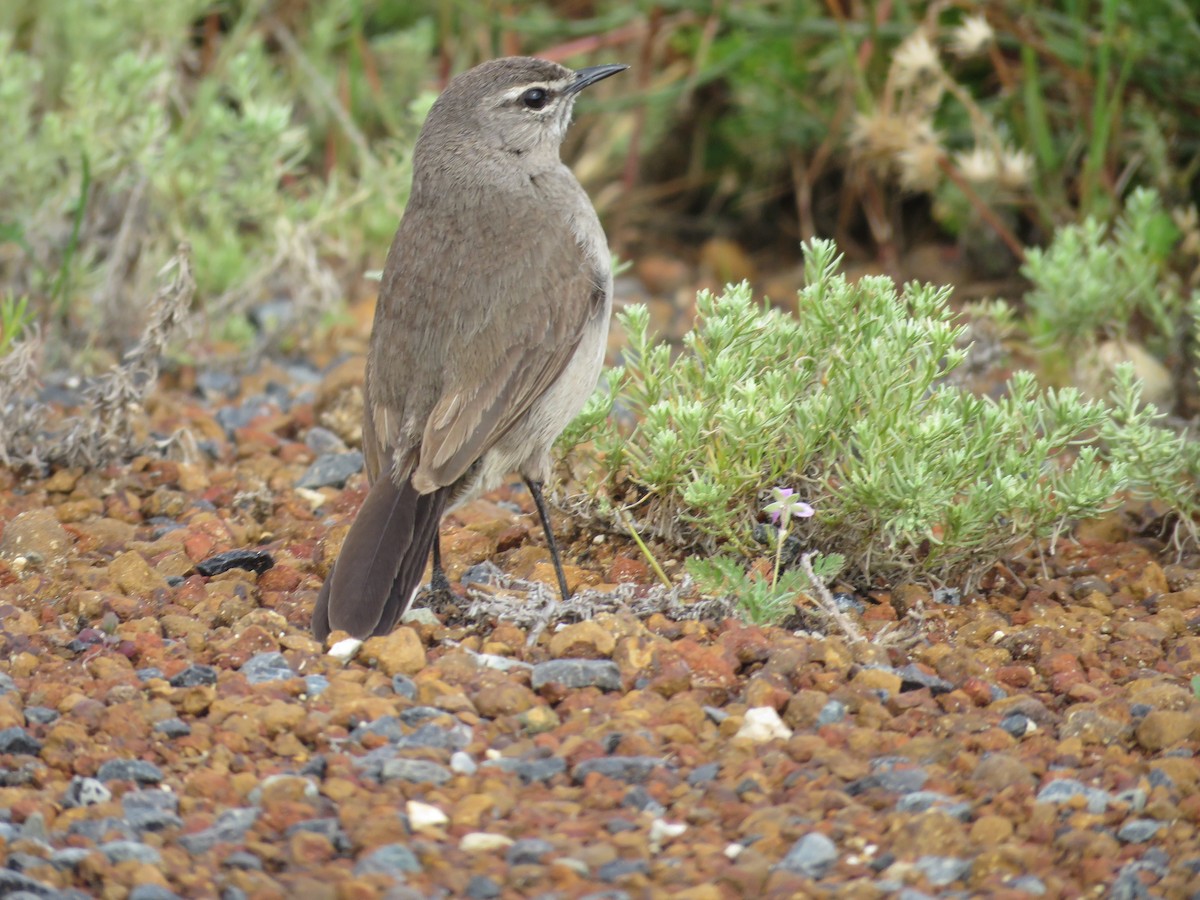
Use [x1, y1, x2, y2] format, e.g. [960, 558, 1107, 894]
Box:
[949, 15, 994, 58]
[892, 31, 942, 90]
[897, 126, 944, 192]
[996, 147, 1033, 191]
[850, 111, 943, 190]
[955, 146, 999, 184]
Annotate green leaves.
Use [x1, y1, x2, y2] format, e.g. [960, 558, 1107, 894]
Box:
[567, 238, 1200, 598]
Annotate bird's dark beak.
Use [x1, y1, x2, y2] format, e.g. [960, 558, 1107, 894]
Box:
[565, 64, 629, 95]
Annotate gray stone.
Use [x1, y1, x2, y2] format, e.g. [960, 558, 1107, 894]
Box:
[152, 718, 191, 738]
[531, 659, 621, 692]
[914, 856, 971, 886]
[353, 843, 420, 877]
[304, 675, 330, 697]
[777, 832, 838, 878]
[128, 886, 181, 900]
[687, 762, 719, 786]
[572, 756, 662, 785]
[597, 859, 649, 881]
[286, 817, 350, 853]
[0, 727, 42, 755]
[49, 847, 91, 870]
[0, 870, 54, 896]
[0, 673, 17, 695]
[895, 791, 971, 820]
[296, 451, 364, 489]
[100, 841, 162, 864]
[394, 722, 472, 752]
[465, 874, 502, 899]
[223, 851, 264, 870]
[482, 755, 566, 784]
[96, 759, 164, 784]
[169, 665, 218, 688]
[23, 707, 57, 725]
[379, 758, 452, 786]
[1036, 778, 1111, 813]
[894, 664, 955, 693]
[1005, 875, 1047, 895]
[817, 699, 846, 725]
[450, 751, 477, 775]
[178, 807, 260, 854]
[304, 426, 347, 455]
[391, 674, 417, 699]
[506, 838, 554, 866]
[239, 652, 294, 685]
[1117, 818, 1165, 843]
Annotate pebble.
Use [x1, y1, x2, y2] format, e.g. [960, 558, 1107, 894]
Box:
[361, 627, 426, 677]
[0, 727, 42, 755]
[407, 799, 450, 831]
[128, 885, 180, 900]
[1036, 778, 1112, 813]
[100, 840, 162, 864]
[96, 759, 164, 784]
[914, 856, 971, 886]
[777, 832, 838, 878]
[460, 832, 515, 852]
[1117, 819, 1164, 843]
[466, 876, 503, 898]
[169, 664, 218, 688]
[572, 756, 662, 784]
[482, 755, 567, 784]
[153, 718, 192, 738]
[506, 838, 555, 866]
[531, 659, 622, 692]
[178, 808, 260, 854]
[895, 791, 970, 820]
[62, 776, 111, 808]
[295, 450, 363, 489]
[195, 548, 275, 577]
[450, 751, 478, 775]
[379, 758, 453, 785]
[353, 843, 421, 877]
[735, 706, 792, 742]
[817, 699, 847, 725]
[23, 707, 57, 725]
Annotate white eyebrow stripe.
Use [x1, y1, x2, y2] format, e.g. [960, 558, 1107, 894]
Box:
[498, 79, 574, 102]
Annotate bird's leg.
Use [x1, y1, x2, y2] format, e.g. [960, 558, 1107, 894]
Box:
[524, 477, 571, 602]
[430, 532, 452, 594]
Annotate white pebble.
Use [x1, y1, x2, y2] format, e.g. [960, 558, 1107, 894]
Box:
[724, 842, 745, 859]
[406, 800, 448, 831]
[648, 818, 687, 851]
[735, 706, 793, 743]
[450, 751, 477, 775]
[327, 637, 362, 662]
[460, 832, 514, 852]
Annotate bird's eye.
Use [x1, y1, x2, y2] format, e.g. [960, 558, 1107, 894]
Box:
[521, 88, 548, 110]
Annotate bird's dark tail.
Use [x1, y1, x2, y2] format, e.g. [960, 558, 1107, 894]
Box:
[312, 477, 448, 641]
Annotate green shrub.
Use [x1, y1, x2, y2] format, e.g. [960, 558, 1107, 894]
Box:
[565, 239, 1199, 617]
[1022, 188, 1189, 355]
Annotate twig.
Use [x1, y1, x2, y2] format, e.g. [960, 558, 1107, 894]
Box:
[799, 551, 864, 643]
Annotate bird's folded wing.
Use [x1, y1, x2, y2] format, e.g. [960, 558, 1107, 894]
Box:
[367, 205, 606, 490]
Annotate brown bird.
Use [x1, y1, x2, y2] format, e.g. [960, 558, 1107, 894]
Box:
[313, 57, 626, 642]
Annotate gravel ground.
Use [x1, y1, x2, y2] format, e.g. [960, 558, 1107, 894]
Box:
[0, 346, 1198, 900]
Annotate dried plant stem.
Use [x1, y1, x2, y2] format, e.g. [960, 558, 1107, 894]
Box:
[799, 552, 864, 644]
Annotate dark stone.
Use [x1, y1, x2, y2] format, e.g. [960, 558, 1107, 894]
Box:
[304, 426, 346, 455]
[482, 755, 566, 784]
[96, 759, 164, 784]
[0, 673, 17, 695]
[397, 706, 446, 726]
[394, 722, 472, 752]
[296, 451, 364, 489]
[0, 727, 42, 755]
[621, 785, 665, 815]
[506, 838, 554, 866]
[894, 664, 955, 694]
[123, 789, 179, 813]
[300, 755, 328, 779]
[153, 718, 191, 738]
[136, 667, 165, 682]
[1000, 713, 1035, 738]
[531, 659, 622, 692]
[169, 665, 218, 688]
[239, 651, 293, 684]
[196, 549, 274, 578]
[1118, 819, 1164, 843]
[571, 756, 662, 785]
[0, 869, 54, 895]
[1036, 778, 1111, 813]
